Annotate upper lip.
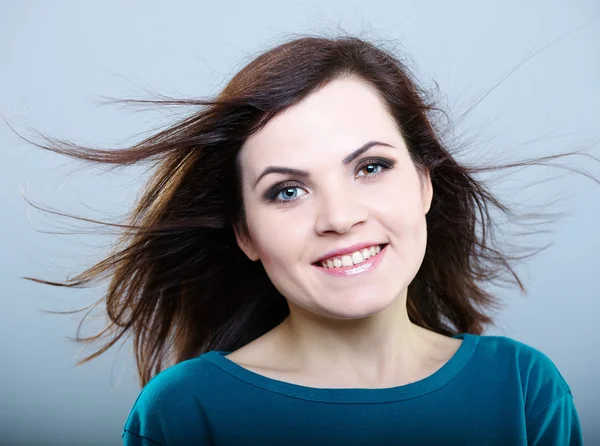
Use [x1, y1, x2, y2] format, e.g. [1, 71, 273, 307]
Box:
[314, 242, 386, 264]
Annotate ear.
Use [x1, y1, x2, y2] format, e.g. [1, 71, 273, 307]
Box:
[233, 224, 260, 261]
[421, 168, 433, 214]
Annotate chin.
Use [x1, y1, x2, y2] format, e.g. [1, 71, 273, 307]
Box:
[318, 293, 400, 320]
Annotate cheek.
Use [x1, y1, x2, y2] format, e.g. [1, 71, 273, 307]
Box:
[375, 181, 425, 221]
[246, 207, 309, 266]
[372, 182, 428, 246]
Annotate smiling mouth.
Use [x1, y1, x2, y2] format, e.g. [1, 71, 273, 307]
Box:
[313, 244, 388, 269]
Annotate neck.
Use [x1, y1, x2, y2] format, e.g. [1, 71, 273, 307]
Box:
[276, 291, 449, 388]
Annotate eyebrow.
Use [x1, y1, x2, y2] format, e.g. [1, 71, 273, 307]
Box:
[252, 140, 395, 190]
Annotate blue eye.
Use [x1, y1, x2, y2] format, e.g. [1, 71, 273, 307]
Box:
[277, 186, 306, 201]
[265, 183, 307, 203]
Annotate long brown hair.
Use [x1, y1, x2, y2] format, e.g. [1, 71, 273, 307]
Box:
[21, 34, 598, 387]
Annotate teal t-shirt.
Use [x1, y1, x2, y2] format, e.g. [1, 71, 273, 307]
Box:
[122, 333, 582, 445]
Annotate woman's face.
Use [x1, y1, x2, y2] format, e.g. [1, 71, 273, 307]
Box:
[236, 76, 432, 320]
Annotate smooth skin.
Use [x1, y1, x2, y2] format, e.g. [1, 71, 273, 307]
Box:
[230, 76, 461, 389]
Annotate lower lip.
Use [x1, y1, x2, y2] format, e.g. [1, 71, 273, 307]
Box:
[315, 245, 388, 277]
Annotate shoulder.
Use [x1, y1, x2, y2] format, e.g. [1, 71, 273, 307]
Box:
[132, 354, 217, 406]
[472, 335, 583, 443]
[474, 334, 569, 384]
[122, 354, 219, 445]
[473, 334, 572, 417]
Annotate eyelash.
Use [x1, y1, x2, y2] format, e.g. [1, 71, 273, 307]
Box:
[265, 157, 395, 204]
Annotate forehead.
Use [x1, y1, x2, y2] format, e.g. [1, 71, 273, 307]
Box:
[239, 77, 402, 171]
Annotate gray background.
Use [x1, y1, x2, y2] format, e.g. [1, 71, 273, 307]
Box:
[1, 0, 599, 444]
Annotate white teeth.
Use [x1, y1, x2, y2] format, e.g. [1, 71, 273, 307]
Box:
[351, 251, 364, 264]
[319, 245, 384, 269]
[341, 255, 353, 267]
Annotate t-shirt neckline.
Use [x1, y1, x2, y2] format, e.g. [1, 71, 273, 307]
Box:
[202, 333, 479, 403]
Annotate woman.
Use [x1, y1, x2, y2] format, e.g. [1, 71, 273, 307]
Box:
[28, 35, 585, 445]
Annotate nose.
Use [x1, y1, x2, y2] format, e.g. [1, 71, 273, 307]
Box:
[314, 185, 368, 235]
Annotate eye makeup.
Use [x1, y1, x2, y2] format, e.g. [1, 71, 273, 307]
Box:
[262, 156, 396, 204]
